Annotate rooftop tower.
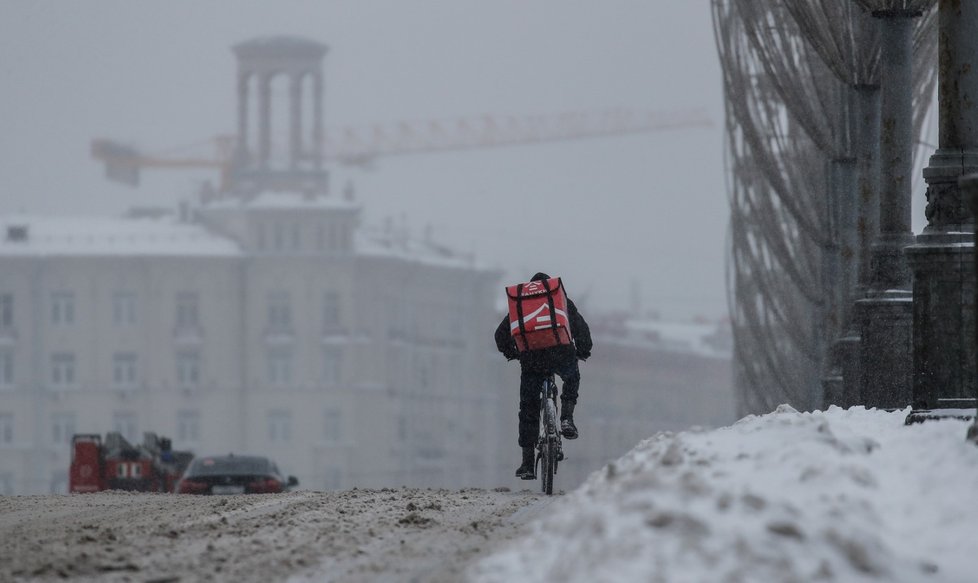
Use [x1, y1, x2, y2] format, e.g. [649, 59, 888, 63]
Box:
[231, 36, 329, 197]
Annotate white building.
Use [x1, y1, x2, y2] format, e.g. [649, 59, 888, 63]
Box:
[0, 195, 503, 494]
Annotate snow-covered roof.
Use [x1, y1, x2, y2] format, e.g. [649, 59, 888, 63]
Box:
[356, 227, 481, 270]
[232, 36, 328, 58]
[0, 215, 241, 257]
[0, 212, 487, 271]
[202, 192, 359, 212]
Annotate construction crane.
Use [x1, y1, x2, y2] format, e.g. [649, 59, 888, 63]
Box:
[91, 108, 712, 191]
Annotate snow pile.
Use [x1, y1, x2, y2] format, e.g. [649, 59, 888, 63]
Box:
[472, 406, 978, 582]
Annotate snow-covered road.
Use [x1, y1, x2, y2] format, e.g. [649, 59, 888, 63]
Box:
[7, 406, 976, 583]
[0, 487, 543, 582]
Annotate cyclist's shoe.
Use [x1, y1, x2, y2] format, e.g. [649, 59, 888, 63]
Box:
[515, 446, 536, 480]
[560, 402, 579, 440]
[560, 418, 578, 440]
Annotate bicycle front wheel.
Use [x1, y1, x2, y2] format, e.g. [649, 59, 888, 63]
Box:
[541, 441, 556, 495]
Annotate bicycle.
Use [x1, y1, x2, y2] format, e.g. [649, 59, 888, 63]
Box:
[537, 374, 564, 495]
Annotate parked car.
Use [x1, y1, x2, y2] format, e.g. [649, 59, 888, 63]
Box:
[175, 454, 298, 495]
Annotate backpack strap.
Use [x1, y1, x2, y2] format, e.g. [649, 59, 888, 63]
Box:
[540, 278, 561, 344]
[515, 283, 528, 343]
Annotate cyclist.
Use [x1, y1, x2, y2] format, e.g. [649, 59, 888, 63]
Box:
[494, 272, 592, 479]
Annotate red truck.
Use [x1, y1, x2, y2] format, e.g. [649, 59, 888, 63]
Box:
[69, 432, 193, 493]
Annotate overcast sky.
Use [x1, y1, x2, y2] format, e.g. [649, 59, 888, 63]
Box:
[0, 1, 730, 319]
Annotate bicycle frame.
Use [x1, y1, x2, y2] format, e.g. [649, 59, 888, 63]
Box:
[537, 374, 562, 495]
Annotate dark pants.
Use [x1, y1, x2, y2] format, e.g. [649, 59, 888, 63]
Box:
[517, 358, 580, 447]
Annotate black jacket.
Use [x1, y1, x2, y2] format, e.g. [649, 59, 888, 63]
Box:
[495, 298, 592, 367]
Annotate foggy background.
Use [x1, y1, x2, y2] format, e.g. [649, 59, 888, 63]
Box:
[1, 0, 727, 318]
[0, 1, 749, 495]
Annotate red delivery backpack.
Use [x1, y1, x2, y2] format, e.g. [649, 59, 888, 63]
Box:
[506, 277, 573, 352]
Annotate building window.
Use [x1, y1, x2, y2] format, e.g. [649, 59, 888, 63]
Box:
[176, 292, 199, 330]
[0, 293, 12, 329]
[323, 291, 341, 333]
[51, 353, 76, 388]
[177, 410, 200, 444]
[417, 357, 431, 389]
[112, 353, 138, 389]
[176, 351, 201, 388]
[267, 347, 293, 386]
[267, 292, 292, 333]
[51, 413, 77, 445]
[112, 411, 138, 443]
[328, 224, 338, 251]
[257, 223, 267, 250]
[0, 413, 13, 444]
[51, 292, 75, 325]
[291, 224, 301, 250]
[112, 292, 137, 325]
[316, 225, 325, 251]
[273, 223, 285, 251]
[267, 410, 292, 442]
[323, 408, 342, 443]
[322, 346, 342, 385]
[0, 350, 12, 389]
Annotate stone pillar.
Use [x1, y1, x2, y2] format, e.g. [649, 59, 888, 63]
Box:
[921, 0, 978, 233]
[237, 72, 249, 153]
[855, 294, 913, 407]
[258, 74, 272, 168]
[856, 85, 882, 295]
[839, 334, 863, 407]
[837, 87, 883, 407]
[313, 72, 324, 172]
[871, 12, 916, 291]
[821, 87, 857, 409]
[966, 175, 978, 440]
[906, 0, 978, 413]
[289, 74, 302, 169]
[857, 10, 920, 409]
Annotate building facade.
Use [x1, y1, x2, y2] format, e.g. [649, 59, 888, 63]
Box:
[0, 198, 503, 494]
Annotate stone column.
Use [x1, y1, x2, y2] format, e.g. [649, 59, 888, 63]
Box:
[921, 0, 978, 232]
[313, 71, 324, 172]
[237, 72, 250, 154]
[966, 174, 978, 440]
[906, 0, 978, 412]
[289, 74, 302, 169]
[258, 74, 272, 168]
[822, 85, 857, 409]
[871, 11, 916, 291]
[856, 10, 920, 409]
[839, 85, 882, 406]
[856, 85, 883, 295]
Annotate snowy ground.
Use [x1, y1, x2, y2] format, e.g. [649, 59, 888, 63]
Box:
[471, 406, 978, 583]
[5, 407, 977, 583]
[0, 487, 543, 582]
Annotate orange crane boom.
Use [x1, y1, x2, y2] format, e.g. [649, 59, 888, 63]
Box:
[91, 107, 713, 190]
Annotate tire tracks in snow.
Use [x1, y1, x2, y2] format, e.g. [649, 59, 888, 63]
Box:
[0, 488, 551, 582]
